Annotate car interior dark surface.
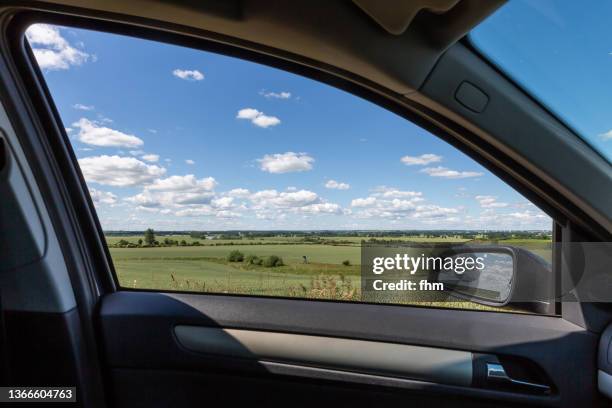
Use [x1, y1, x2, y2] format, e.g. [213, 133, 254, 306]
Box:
[0, 1, 611, 407]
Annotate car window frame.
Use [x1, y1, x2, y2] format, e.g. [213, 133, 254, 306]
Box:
[6, 10, 575, 315]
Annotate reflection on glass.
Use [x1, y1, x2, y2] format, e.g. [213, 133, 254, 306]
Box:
[438, 253, 513, 302]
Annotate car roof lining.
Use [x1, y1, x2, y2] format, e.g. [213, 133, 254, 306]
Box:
[353, 0, 462, 36]
[34, 0, 504, 94]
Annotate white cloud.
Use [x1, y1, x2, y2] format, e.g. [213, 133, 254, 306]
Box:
[272, 190, 318, 207]
[172, 206, 240, 219]
[475, 195, 508, 208]
[78, 155, 166, 187]
[185, 159, 195, 165]
[401, 153, 442, 166]
[351, 199, 458, 221]
[133, 205, 164, 213]
[172, 69, 204, 81]
[372, 186, 423, 200]
[125, 191, 164, 208]
[120, 180, 351, 224]
[216, 210, 242, 219]
[126, 183, 344, 221]
[300, 202, 342, 214]
[252, 115, 280, 128]
[89, 188, 117, 205]
[147, 175, 217, 192]
[325, 180, 350, 190]
[227, 188, 250, 198]
[175, 193, 216, 205]
[128, 190, 214, 208]
[350, 189, 441, 221]
[471, 206, 550, 229]
[247, 189, 342, 218]
[599, 130, 612, 141]
[236, 108, 259, 119]
[212, 196, 234, 209]
[412, 205, 459, 219]
[507, 210, 547, 221]
[174, 207, 214, 217]
[26, 24, 90, 70]
[73, 118, 143, 148]
[73, 103, 94, 111]
[260, 90, 291, 99]
[351, 197, 376, 208]
[258, 152, 314, 173]
[250, 189, 318, 208]
[351, 200, 416, 219]
[420, 166, 483, 179]
[126, 174, 218, 208]
[141, 154, 159, 162]
[236, 108, 281, 128]
[250, 189, 279, 202]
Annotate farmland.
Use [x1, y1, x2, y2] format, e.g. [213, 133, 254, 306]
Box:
[112, 243, 361, 295]
[107, 230, 552, 312]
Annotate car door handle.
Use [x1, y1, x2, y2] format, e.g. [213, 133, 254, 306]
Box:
[486, 363, 551, 394]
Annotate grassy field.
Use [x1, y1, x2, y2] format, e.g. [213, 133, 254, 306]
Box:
[111, 242, 362, 297]
[107, 234, 552, 312]
[111, 244, 362, 264]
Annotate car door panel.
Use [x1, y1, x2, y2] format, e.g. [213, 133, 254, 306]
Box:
[99, 291, 596, 407]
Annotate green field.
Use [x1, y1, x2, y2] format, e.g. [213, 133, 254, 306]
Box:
[111, 244, 362, 264]
[111, 243, 362, 297]
[107, 233, 552, 312]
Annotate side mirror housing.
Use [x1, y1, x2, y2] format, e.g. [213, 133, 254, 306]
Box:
[431, 246, 553, 314]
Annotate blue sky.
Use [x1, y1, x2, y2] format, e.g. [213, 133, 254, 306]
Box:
[25, 21, 550, 231]
[471, 0, 612, 163]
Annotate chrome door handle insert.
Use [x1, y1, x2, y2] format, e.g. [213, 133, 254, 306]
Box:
[486, 363, 550, 394]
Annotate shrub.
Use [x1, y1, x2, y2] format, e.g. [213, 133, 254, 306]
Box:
[245, 254, 261, 265]
[342, 260, 351, 266]
[227, 250, 244, 262]
[263, 255, 284, 267]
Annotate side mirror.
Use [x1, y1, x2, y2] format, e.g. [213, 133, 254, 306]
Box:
[431, 246, 553, 314]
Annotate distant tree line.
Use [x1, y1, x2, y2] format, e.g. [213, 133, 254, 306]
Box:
[107, 228, 552, 249]
[185, 230, 552, 240]
[109, 228, 202, 248]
